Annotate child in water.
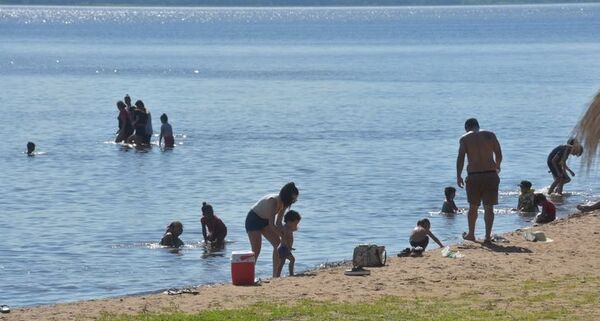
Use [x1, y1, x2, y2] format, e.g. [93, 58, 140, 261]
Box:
[516, 180, 538, 213]
[441, 186, 458, 214]
[26, 142, 35, 156]
[409, 218, 444, 255]
[534, 194, 556, 224]
[158, 113, 175, 148]
[275, 210, 301, 277]
[160, 221, 184, 248]
[200, 202, 227, 247]
[547, 138, 583, 195]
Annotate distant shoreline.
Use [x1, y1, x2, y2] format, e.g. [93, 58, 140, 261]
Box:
[1, 1, 599, 8]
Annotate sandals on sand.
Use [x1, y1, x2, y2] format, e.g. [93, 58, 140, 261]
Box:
[397, 247, 412, 257]
[410, 246, 424, 257]
[344, 266, 371, 276]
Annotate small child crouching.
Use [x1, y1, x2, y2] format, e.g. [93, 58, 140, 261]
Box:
[534, 194, 556, 224]
[409, 218, 444, 256]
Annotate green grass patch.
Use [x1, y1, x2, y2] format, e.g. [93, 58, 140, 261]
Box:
[97, 276, 600, 321]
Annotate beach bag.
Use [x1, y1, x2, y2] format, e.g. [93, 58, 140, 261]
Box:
[352, 244, 386, 267]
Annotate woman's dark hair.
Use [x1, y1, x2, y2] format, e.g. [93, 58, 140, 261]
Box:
[201, 202, 213, 216]
[284, 210, 301, 223]
[279, 182, 299, 208]
[135, 100, 145, 109]
[444, 186, 456, 199]
[534, 193, 547, 205]
[117, 100, 126, 110]
[417, 218, 431, 228]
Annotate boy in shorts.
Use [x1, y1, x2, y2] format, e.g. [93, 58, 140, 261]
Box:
[275, 210, 301, 277]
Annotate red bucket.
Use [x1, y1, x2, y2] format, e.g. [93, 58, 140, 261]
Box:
[231, 250, 255, 286]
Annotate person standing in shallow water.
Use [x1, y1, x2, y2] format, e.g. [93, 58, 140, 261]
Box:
[456, 118, 502, 243]
[245, 182, 299, 277]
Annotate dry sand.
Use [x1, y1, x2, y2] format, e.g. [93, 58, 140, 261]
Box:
[3, 211, 599, 321]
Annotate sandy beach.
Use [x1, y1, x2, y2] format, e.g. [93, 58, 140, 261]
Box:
[3, 210, 599, 321]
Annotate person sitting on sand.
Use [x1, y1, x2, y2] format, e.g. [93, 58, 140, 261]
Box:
[201, 202, 227, 247]
[26, 142, 35, 156]
[516, 180, 537, 213]
[410, 218, 444, 255]
[577, 201, 600, 213]
[160, 221, 184, 248]
[547, 138, 583, 195]
[275, 210, 301, 277]
[441, 186, 459, 214]
[533, 194, 556, 224]
[158, 113, 175, 148]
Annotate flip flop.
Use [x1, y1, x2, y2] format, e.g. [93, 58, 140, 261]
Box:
[1, 305, 10, 314]
[397, 248, 412, 257]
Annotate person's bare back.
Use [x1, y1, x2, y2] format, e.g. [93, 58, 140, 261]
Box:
[460, 130, 501, 174]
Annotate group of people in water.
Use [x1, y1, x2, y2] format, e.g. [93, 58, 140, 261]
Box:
[114, 94, 175, 148]
[407, 117, 591, 258]
[158, 182, 301, 278]
[21, 89, 600, 279]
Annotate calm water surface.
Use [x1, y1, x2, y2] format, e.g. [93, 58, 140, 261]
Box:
[1, 4, 600, 307]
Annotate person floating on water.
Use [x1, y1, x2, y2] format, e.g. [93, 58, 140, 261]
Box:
[441, 186, 459, 214]
[158, 113, 175, 148]
[275, 210, 301, 277]
[160, 221, 184, 248]
[547, 138, 583, 195]
[516, 180, 537, 213]
[409, 218, 444, 256]
[456, 118, 502, 243]
[200, 202, 227, 248]
[26, 142, 35, 156]
[533, 193, 556, 224]
[245, 182, 299, 277]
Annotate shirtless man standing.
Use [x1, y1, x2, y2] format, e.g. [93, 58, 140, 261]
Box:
[456, 118, 502, 243]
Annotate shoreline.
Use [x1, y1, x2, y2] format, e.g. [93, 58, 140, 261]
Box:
[4, 209, 599, 321]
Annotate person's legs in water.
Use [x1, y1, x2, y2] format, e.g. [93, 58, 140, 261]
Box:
[548, 177, 559, 194]
[555, 175, 571, 195]
[483, 204, 494, 242]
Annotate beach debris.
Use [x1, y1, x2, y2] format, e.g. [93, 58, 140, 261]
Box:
[491, 234, 510, 243]
[523, 231, 553, 243]
[344, 266, 371, 276]
[164, 287, 199, 295]
[441, 246, 464, 258]
[0, 305, 10, 313]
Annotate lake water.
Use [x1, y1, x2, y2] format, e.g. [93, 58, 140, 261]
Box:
[1, 4, 599, 308]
